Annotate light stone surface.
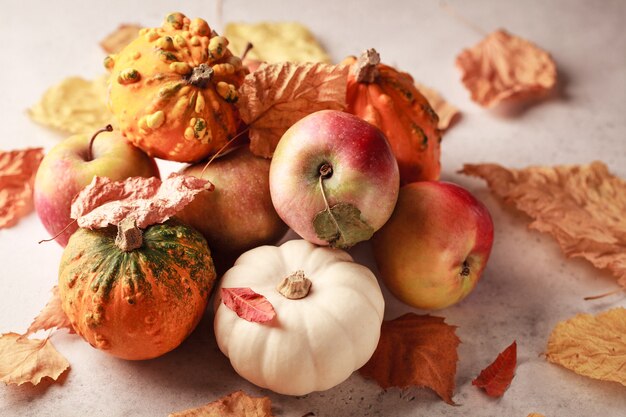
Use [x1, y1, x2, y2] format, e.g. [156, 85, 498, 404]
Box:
[1, 1, 625, 416]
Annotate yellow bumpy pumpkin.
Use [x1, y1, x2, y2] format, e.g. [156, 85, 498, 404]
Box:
[106, 12, 247, 162]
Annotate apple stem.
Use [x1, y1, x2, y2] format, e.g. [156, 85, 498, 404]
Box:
[199, 126, 250, 179]
[241, 42, 254, 60]
[37, 219, 77, 244]
[318, 163, 344, 241]
[87, 124, 113, 162]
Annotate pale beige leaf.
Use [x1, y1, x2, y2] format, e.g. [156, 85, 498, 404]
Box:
[456, 29, 557, 107]
[100, 24, 141, 54]
[0, 333, 69, 386]
[238, 62, 348, 158]
[168, 390, 274, 417]
[546, 308, 626, 386]
[415, 82, 460, 131]
[224, 22, 330, 63]
[460, 162, 626, 287]
[26, 286, 74, 335]
[0, 148, 44, 229]
[28, 75, 113, 135]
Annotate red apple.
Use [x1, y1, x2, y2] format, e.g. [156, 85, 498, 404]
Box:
[372, 181, 494, 310]
[177, 146, 288, 262]
[34, 129, 159, 246]
[269, 110, 399, 248]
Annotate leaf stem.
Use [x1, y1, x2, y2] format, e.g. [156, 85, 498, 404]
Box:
[199, 126, 250, 179]
[317, 163, 343, 243]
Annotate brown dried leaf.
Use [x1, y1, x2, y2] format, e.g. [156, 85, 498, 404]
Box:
[0, 148, 44, 229]
[359, 313, 460, 405]
[224, 22, 330, 63]
[528, 414, 546, 417]
[28, 75, 113, 134]
[456, 29, 557, 107]
[472, 340, 517, 397]
[237, 62, 348, 158]
[26, 286, 74, 335]
[71, 173, 212, 229]
[168, 390, 274, 417]
[0, 333, 69, 386]
[415, 82, 460, 130]
[100, 24, 141, 54]
[546, 308, 626, 386]
[460, 162, 626, 287]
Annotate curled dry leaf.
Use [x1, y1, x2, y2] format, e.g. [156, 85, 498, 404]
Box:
[359, 313, 460, 405]
[0, 148, 44, 229]
[456, 29, 557, 107]
[221, 288, 276, 323]
[26, 286, 74, 335]
[415, 82, 460, 130]
[461, 162, 626, 288]
[472, 340, 517, 397]
[0, 333, 69, 386]
[71, 172, 212, 229]
[100, 24, 142, 54]
[313, 202, 374, 249]
[237, 62, 348, 158]
[168, 390, 274, 417]
[546, 308, 626, 386]
[28, 75, 113, 135]
[224, 22, 330, 63]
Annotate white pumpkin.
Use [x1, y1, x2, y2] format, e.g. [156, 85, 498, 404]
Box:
[214, 239, 385, 396]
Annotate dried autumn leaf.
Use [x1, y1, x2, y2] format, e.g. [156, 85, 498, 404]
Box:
[71, 172, 212, 229]
[100, 24, 142, 54]
[237, 62, 348, 158]
[415, 82, 460, 130]
[0, 148, 44, 229]
[546, 308, 626, 386]
[313, 202, 374, 249]
[460, 162, 626, 288]
[169, 390, 274, 417]
[28, 75, 113, 135]
[225, 22, 330, 64]
[26, 286, 74, 335]
[527, 414, 546, 417]
[359, 313, 460, 405]
[0, 333, 69, 386]
[472, 340, 517, 397]
[221, 288, 276, 323]
[456, 29, 557, 107]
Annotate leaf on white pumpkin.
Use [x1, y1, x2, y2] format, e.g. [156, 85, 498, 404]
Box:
[0, 333, 69, 386]
[221, 288, 276, 323]
[313, 202, 374, 249]
[71, 173, 212, 229]
[26, 286, 74, 335]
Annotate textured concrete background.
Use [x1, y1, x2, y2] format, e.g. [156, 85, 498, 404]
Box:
[1, 1, 625, 416]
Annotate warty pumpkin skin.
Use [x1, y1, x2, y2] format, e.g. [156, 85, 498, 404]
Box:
[58, 220, 216, 360]
[106, 12, 247, 162]
[343, 50, 442, 184]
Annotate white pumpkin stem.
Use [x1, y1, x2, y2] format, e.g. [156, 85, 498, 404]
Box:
[277, 270, 312, 300]
[115, 218, 143, 252]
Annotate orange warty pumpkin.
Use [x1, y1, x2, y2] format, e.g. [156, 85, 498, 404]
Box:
[58, 219, 216, 360]
[343, 49, 441, 184]
[106, 12, 247, 162]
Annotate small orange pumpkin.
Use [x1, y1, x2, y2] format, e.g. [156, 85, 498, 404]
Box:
[343, 49, 441, 184]
[106, 12, 247, 162]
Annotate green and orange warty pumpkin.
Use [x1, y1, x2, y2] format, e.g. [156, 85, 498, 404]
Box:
[343, 49, 442, 184]
[106, 12, 247, 162]
[58, 219, 216, 360]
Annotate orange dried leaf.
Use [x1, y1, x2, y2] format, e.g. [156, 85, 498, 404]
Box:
[26, 286, 74, 335]
[460, 162, 626, 288]
[0, 333, 69, 386]
[359, 313, 460, 405]
[415, 82, 460, 130]
[71, 173, 212, 229]
[472, 340, 517, 397]
[100, 24, 142, 54]
[0, 148, 44, 229]
[168, 390, 275, 417]
[221, 288, 276, 323]
[546, 308, 626, 386]
[237, 62, 348, 158]
[528, 414, 546, 417]
[456, 29, 557, 107]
